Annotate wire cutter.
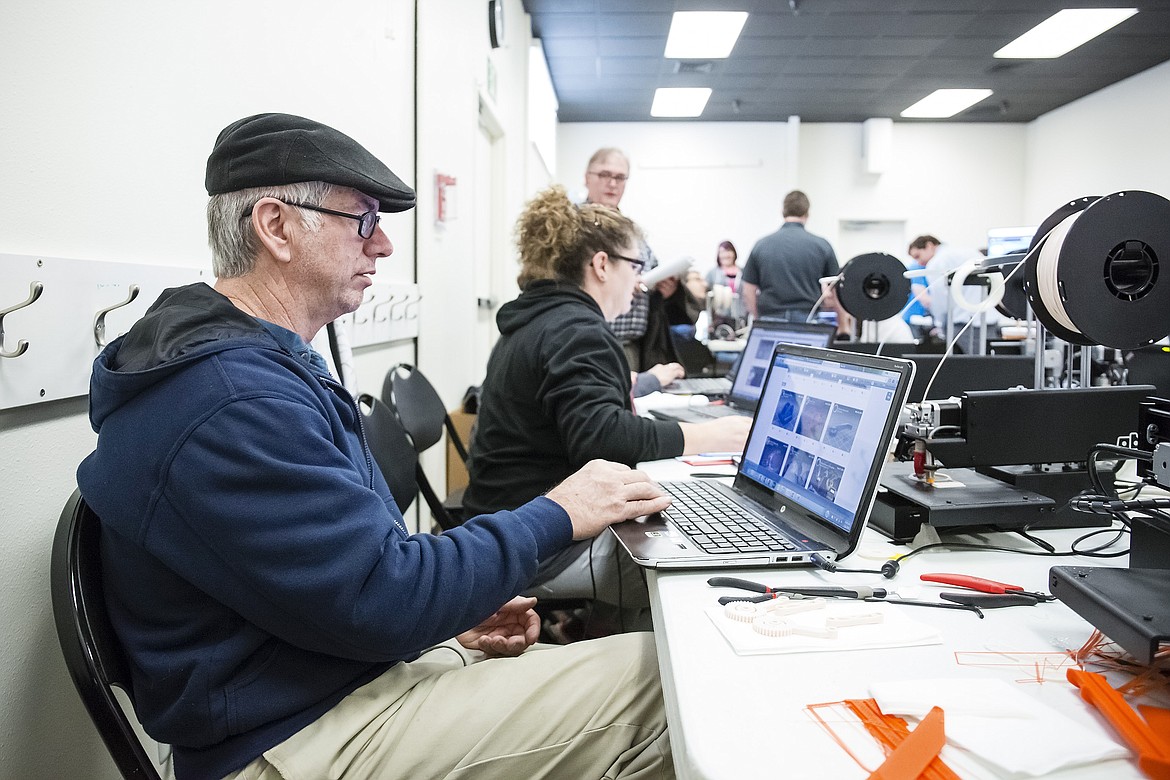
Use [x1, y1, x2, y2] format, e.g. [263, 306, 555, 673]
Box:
[919, 573, 1055, 608]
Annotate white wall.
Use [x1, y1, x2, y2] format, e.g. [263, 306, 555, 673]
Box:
[557, 121, 1027, 275]
[558, 122, 793, 271]
[415, 0, 534, 396]
[1024, 60, 1170, 223]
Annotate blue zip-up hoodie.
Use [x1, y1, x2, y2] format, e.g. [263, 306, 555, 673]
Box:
[77, 283, 572, 780]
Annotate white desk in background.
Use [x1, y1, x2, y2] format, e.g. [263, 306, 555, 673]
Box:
[636, 457, 1157, 779]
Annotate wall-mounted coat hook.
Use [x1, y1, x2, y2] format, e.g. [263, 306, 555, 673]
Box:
[404, 293, 422, 319]
[0, 281, 44, 358]
[93, 284, 140, 347]
[387, 293, 409, 320]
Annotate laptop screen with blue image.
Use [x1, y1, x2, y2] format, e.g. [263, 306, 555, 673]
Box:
[738, 347, 906, 533]
[725, 319, 835, 406]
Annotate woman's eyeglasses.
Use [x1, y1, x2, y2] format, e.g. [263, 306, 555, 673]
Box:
[609, 252, 645, 274]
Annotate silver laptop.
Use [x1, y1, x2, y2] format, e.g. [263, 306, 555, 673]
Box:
[613, 343, 914, 569]
[652, 320, 836, 421]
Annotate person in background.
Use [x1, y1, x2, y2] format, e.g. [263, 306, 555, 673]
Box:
[684, 269, 709, 302]
[464, 186, 751, 632]
[908, 234, 989, 353]
[583, 146, 691, 393]
[77, 113, 675, 780]
[705, 240, 742, 292]
[704, 240, 747, 331]
[582, 147, 669, 372]
[742, 190, 839, 321]
[902, 251, 932, 339]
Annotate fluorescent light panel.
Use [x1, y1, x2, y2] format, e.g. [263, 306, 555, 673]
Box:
[664, 11, 748, 59]
[651, 87, 712, 118]
[995, 8, 1137, 59]
[901, 89, 993, 118]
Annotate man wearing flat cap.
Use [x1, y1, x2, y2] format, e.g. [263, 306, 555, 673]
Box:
[78, 113, 674, 780]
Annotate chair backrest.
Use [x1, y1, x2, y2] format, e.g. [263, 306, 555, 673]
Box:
[382, 363, 469, 462]
[50, 489, 164, 780]
[358, 393, 419, 513]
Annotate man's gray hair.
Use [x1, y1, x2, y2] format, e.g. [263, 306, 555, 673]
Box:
[207, 181, 335, 278]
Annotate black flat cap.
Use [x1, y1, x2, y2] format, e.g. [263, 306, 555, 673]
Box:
[206, 113, 415, 213]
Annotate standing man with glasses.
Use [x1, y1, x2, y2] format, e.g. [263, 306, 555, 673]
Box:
[77, 113, 675, 780]
[583, 148, 688, 389]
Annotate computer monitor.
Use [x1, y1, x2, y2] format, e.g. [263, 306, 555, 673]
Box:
[986, 226, 1036, 258]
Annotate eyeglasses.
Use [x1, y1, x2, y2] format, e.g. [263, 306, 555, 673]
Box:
[249, 199, 381, 239]
[609, 252, 645, 274]
[587, 170, 629, 184]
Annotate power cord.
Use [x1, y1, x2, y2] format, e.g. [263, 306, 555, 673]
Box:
[810, 552, 900, 578]
[614, 538, 626, 633]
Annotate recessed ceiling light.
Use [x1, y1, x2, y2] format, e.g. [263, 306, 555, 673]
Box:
[901, 89, 994, 119]
[664, 11, 748, 59]
[651, 87, 713, 118]
[995, 8, 1137, 59]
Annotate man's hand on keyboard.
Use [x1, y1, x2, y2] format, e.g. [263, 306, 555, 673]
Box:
[546, 460, 673, 541]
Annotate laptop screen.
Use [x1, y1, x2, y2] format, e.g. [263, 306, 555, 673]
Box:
[737, 346, 909, 533]
[727, 321, 835, 404]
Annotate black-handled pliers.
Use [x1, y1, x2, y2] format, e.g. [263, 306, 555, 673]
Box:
[707, 576, 986, 617]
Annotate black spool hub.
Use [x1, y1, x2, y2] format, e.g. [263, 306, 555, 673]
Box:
[1027, 191, 1170, 350]
[837, 252, 910, 322]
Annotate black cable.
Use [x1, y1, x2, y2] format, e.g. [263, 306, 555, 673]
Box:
[1070, 526, 1129, 556]
[1086, 443, 1149, 496]
[582, 537, 598, 639]
[1010, 527, 1055, 553]
[891, 532, 1130, 566]
[614, 538, 626, 634]
[417, 644, 469, 666]
[810, 552, 899, 578]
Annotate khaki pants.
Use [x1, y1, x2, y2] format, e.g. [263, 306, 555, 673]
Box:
[226, 633, 672, 780]
[527, 531, 650, 609]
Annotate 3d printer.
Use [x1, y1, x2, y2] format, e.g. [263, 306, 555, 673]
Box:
[845, 192, 1170, 546]
[843, 191, 1170, 665]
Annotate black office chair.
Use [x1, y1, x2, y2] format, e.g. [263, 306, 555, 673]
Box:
[50, 489, 165, 780]
[358, 393, 419, 513]
[382, 364, 468, 531]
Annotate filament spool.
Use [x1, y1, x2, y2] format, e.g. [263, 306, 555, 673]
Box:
[982, 253, 1028, 320]
[1024, 191, 1170, 350]
[837, 252, 911, 322]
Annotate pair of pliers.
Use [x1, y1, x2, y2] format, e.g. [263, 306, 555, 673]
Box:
[707, 576, 986, 617]
[920, 573, 1055, 608]
[708, 576, 887, 604]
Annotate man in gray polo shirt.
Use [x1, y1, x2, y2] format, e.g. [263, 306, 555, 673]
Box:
[742, 190, 839, 322]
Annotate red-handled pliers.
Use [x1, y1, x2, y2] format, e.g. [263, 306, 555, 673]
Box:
[920, 573, 1056, 608]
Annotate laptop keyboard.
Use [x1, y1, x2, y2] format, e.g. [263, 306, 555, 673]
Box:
[659, 480, 799, 554]
[693, 404, 743, 418]
[670, 377, 731, 394]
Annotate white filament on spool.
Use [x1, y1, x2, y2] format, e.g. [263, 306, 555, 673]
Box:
[949, 260, 1006, 314]
[1034, 212, 1084, 335]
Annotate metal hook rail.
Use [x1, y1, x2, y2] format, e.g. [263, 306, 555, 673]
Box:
[93, 285, 140, 347]
[0, 281, 44, 358]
